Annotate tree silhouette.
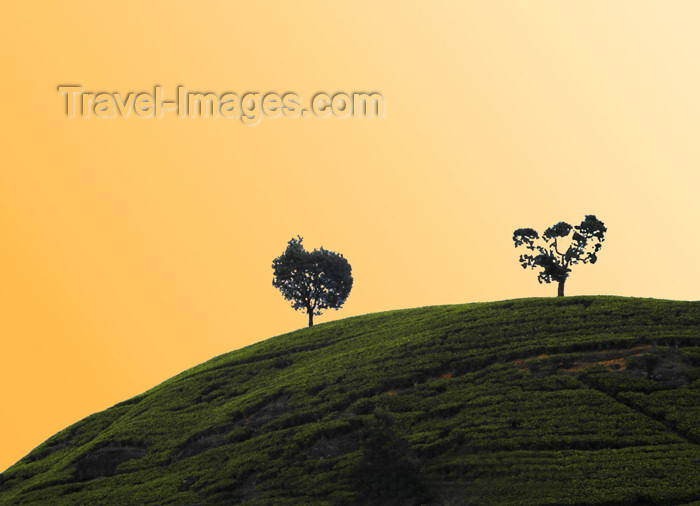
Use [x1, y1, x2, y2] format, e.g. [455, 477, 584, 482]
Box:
[272, 236, 353, 327]
[513, 215, 607, 297]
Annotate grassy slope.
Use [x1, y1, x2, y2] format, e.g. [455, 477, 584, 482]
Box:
[0, 296, 699, 505]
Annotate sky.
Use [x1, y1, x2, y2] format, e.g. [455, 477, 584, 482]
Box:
[1, 1, 699, 472]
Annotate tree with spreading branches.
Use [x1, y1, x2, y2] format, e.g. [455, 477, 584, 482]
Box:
[272, 236, 353, 327]
[513, 215, 607, 297]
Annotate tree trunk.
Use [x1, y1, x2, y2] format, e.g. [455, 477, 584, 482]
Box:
[557, 278, 566, 297]
[308, 309, 314, 327]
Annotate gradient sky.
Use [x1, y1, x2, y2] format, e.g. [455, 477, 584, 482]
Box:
[1, 1, 699, 472]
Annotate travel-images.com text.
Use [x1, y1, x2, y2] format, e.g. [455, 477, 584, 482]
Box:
[57, 86, 384, 125]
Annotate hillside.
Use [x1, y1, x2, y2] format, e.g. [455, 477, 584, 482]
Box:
[1, 296, 699, 505]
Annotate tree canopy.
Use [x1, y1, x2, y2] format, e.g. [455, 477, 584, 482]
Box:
[513, 215, 607, 296]
[272, 236, 353, 327]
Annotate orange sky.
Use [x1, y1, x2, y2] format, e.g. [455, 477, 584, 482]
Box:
[1, 1, 699, 472]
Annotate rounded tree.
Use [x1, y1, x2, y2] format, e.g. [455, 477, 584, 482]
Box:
[272, 236, 353, 327]
[513, 215, 607, 297]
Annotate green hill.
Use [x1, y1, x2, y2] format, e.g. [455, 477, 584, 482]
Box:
[1, 297, 699, 505]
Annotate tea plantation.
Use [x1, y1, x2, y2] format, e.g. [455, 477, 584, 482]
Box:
[1, 296, 698, 505]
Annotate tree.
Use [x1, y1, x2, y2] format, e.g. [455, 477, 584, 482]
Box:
[272, 236, 353, 327]
[513, 215, 607, 297]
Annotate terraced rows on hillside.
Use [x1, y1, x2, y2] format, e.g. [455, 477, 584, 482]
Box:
[0, 297, 698, 505]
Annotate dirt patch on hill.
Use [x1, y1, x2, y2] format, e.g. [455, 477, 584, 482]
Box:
[508, 346, 654, 374]
[171, 394, 291, 463]
[306, 433, 358, 460]
[242, 395, 290, 428]
[507, 345, 694, 385]
[73, 441, 147, 480]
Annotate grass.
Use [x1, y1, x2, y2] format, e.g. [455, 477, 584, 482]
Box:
[0, 296, 698, 505]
